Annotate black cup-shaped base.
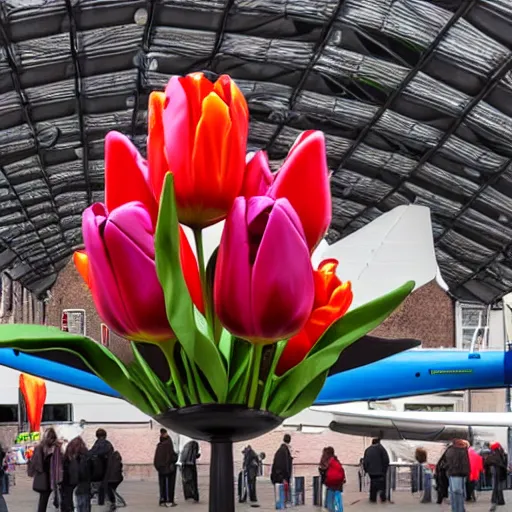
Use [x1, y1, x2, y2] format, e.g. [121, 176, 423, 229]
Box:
[154, 405, 284, 512]
[154, 403, 283, 442]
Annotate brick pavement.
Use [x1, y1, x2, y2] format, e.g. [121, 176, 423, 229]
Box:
[2, 474, 505, 512]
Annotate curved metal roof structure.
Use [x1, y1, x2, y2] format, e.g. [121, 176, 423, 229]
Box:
[1, 0, 512, 302]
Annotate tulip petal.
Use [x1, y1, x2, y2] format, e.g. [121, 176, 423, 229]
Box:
[214, 198, 253, 336]
[276, 330, 312, 376]
[163, 76, 194, 204]
[242, 151, 274, 198]
[178, 226, 204, 314]
[185, 92, 238, 226]
[73, 250, 90, 288]
[103, 202, 173, 342]
[104, 132, 158, 223]
[148, 91, 169, 202]
[82, 204, 133, 336]
[314, 259, 341, 308]
[180, 73, 214, 131]
[270, 131, 331, 251]
[251, 200, 314, 339]
[276, 258, 353, 375]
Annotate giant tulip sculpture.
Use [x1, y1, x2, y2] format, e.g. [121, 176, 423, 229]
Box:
[0, 72, 416, 512]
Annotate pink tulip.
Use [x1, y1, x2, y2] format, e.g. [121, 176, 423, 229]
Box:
[214, 196, 315, 343]
[242, 130, 331, 251]
[82, 201, 174, 343]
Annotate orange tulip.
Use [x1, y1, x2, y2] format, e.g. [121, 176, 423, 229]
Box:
[148, 72, 249, 228]
[276, 259, 353, 375]
[19, 374, 47, 433]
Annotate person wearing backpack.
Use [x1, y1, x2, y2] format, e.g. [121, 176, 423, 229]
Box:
[61, 437, 91, 512]
[319, 447, 345, 512]
[88, 429, 114, 508]
[107, 450, 124, 509]
[154, 429, 178, 507]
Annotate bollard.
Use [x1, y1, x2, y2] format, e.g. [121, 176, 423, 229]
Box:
[294, 476, 305, 505]
[313, 476, 323, 507]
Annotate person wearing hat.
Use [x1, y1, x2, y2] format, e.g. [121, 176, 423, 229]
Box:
[485, 442, 508, 509]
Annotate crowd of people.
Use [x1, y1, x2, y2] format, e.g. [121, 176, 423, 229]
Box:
[2, 426, 508, 511]
[435, 439, 508, 511]
[28, 427, 123, 512]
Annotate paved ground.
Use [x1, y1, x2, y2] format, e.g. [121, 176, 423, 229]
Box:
[2, 476, 508, 511]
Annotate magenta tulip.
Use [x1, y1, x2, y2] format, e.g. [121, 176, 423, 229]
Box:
[82, 201, 174, 343]
[214, 196, 315, 343]
[242, 130, 331, 251]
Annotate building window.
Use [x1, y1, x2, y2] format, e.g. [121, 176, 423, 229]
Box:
[404, 404, 454, 412]
[456, 302, 489, 351]
[61, 309, 86, 336]
[0, 405, 18, 423]
[42, 404, 73, 423]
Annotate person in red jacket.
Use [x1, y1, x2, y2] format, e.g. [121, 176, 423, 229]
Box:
[319, 447, 346, 512]
[466, 446, 483, 502]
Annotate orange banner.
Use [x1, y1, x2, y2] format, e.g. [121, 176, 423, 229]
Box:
[19, 374, 47, 433]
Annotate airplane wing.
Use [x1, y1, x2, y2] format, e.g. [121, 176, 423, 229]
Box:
[304, 408, 512, 442]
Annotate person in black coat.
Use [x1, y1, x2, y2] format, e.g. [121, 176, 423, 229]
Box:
[271, 434, 293, 504]
[180, 440, 200, 502]
[29, 428, 63, 512]
[88, 428, 115, 508]
[154, 429, 178, 507]
[270, 434, 293, 486]
[0, 445, 8, 512]
[363, 438, 390, 503]
[61, 437, 91, 512]
[435, 450, 449, 505]
[242, 445, 260, 504]
[485, 442, 508, 507]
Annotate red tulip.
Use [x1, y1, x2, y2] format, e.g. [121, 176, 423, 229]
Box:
[214, 196, 314, 343]
[242, 130, 331, 251]
[276, 259, 353, 375]
[148, 73, 249, 228]
[74, 131, 204, 342]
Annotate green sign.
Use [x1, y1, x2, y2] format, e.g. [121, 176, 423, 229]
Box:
[15, 431, 40, 444]
[429, 369, 473, 375]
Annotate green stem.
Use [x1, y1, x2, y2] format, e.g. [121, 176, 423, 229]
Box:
[161, 341, 186, 407]
[247, 344, 264, 408]
[235, 347, 253, 404]
[193, 229, 215, 340]
[181, 350, 199, 404]
[261, 340, 287, 409]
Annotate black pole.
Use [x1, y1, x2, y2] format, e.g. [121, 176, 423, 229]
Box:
[209, 440, 234, 512]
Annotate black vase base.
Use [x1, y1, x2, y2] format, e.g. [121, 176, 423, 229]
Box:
[154, 404, 283, 442]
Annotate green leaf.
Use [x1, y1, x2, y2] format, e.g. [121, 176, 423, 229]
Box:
[218, 328, 234, 371]
[281, 371, 328, 418]
[260, 340, 287, 409]
[0, 324, 154, 415]
[155, 173, 228, 402]
[206, 248, 224, 347]
[268, 281, 415, 415]
[130, 342, 174, 411]
[227, 339, 252, 403]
